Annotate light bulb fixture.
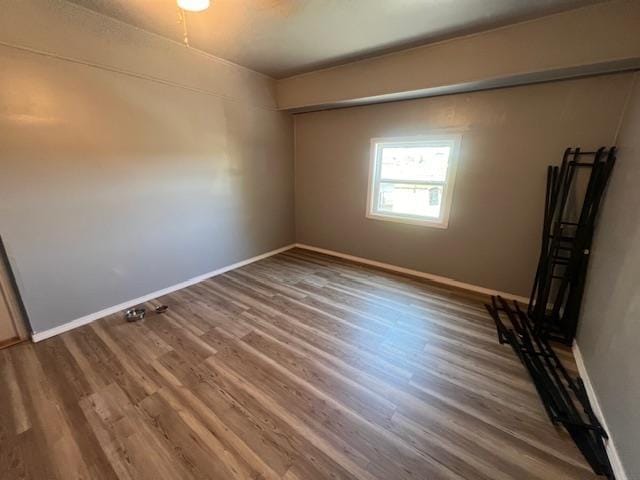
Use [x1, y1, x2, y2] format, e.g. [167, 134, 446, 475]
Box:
[177, 0, 209, 47]
[177, 0, 210, 12]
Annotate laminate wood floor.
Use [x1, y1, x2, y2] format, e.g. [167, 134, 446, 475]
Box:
[0, 248, 598, 479]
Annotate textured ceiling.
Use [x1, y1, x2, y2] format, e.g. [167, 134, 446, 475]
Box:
[66, 0, 604, 78]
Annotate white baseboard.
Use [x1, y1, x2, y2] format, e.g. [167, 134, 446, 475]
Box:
[573, 342, 628, 480]
[31, 244, 296, 342]
[31, 241, 527, 341]
[294, 243, 529, 303]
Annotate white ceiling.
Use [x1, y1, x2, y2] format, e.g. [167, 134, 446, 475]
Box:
[66, 0, 604, 78]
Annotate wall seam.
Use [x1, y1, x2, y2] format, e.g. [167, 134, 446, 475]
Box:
[613, 72, 639, 143]
[0, 40, 278, 112]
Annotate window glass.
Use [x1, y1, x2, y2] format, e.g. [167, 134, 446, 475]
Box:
[367, 136, 460, 228]
[378, 183, 443, 218]
[380, 146, 450, 182]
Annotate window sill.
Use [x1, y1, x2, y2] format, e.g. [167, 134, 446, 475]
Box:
[366, 212, 449, 229]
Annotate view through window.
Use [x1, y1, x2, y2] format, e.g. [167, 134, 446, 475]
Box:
[367, 136, 460, 228]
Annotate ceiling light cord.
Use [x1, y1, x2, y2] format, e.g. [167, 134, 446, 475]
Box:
[178, 8, 190, 48]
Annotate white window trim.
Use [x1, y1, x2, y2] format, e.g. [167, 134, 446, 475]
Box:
[366, 134, 462, 229]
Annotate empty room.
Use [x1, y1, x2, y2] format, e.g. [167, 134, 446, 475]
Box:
[1, 0, 639, 478]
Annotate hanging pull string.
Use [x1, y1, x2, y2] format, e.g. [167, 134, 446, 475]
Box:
[178, 8, 190, 47]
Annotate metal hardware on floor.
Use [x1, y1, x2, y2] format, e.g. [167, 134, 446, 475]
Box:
[125, 307, 146, 322]
[155, 305, 169, 314]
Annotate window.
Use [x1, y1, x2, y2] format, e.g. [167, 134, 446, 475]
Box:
[366, 135, 461, 228]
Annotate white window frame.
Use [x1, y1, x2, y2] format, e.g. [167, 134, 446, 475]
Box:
[366, 134, 462, 229]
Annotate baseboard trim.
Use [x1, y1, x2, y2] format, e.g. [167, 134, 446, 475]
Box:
[572, 342, 628, 480]
[31, 244, 296, 342]
[294, 243, 529, 303]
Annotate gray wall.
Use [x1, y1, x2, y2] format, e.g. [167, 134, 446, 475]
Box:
[294, 74, 635, 297]
[577, 73, 640, 479]
[0, 1, 294, 334]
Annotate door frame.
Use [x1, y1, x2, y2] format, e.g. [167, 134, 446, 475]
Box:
[0, 236, 30, 346]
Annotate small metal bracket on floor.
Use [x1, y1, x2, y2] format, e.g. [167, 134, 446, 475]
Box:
[124, 305, 169, 322]
[155, 305, 169, 314]
[125, 308, 146, 322]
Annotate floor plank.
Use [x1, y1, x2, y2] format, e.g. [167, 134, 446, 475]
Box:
[0, 248, 597, 479]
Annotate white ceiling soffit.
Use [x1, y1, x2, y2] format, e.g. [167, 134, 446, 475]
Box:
[286, 59, 640, 114]
[65, 0, 604, 79]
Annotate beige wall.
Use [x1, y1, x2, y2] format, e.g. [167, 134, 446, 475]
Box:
[294, 73, 634, 297]
[576, 73, 640, 480]
[0, 0, 294, 334]
[0, 0, 276, 110]
[277, 0, 640, 111]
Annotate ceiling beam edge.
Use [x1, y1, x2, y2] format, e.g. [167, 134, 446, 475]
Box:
[285, 58, 640, 114]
